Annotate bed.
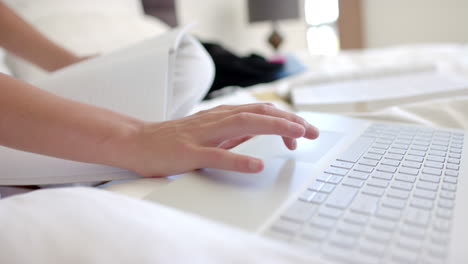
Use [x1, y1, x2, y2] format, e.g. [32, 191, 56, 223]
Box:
[1, 1, 468, 263]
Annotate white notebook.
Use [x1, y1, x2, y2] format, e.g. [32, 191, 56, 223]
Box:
[0, 27, 189, 186]
[292, 71, 468, 112]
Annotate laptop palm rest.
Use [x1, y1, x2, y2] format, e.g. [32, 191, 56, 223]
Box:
[145, 131, 345, 232]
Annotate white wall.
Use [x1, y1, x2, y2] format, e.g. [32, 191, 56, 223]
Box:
[176, 0, 308, 56]
[363, 0, 468, 48]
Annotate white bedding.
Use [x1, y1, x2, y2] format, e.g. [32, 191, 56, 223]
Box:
[0, 187, 319, 264]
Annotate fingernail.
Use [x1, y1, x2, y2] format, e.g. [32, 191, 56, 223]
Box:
[248, 158, 263, 172]
[291, 139, 297, 150]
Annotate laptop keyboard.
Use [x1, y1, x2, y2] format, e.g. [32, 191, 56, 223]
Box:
[265, 123, 464, 264]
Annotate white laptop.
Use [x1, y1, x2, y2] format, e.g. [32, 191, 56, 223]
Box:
[145, 112, 467, 264]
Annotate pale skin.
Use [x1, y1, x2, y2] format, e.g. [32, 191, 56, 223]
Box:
[0, 2, 320, 177]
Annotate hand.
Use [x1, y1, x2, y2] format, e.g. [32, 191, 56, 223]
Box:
[119, 103, 319, 177]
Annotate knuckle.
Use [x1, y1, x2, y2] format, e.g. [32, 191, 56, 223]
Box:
[233, 112, 252, 123]
[254, 104, 270, 115]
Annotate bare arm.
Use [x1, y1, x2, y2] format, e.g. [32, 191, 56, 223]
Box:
[0, 73, 319, 177]
[0, 1, 84, 71]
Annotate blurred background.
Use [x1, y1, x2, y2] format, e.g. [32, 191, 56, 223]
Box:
[144, 0, 468, 56]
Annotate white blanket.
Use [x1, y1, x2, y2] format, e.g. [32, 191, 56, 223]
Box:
[0, 187, 319, 264]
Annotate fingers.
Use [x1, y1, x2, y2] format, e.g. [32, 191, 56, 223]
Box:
[215, 103, 320, 140]
[205, 113, 306, 146]
[282, 137, 297, 150]
[218, 135, 254, 149]
[196, 147, 264, 173]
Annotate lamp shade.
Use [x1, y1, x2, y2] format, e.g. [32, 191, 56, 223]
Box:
[248, 0, 300, 23]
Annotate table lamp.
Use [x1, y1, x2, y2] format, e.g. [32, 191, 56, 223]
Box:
[248, 0, 300, 52]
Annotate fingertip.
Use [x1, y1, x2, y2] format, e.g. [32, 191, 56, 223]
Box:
[247, 158, 264, 172]
[305, 123, 320, 139]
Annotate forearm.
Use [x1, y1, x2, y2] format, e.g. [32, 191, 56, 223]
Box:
[0, 73, 143, 169]
[0, 2, 81, 71]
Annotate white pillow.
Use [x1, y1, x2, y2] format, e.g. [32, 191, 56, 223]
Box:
[0, 187, 316, 264]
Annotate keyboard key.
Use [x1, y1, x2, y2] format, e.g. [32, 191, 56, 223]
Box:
[326, 185, 359, 209]
[399, 167, 419, 176]
[337, 137, 374, 163]
[359, 240, 387, 258]
[431, 145, 448, 152]
[337, 222, 364, 236]
[440, 191, 456, 200]
[320, 183, 336, 193]
[299, 190, 316, 202]
[365, 228, 393, 243]
[402, 161, 421, 169]
[436, 208, 453, 219]
[449, 153, 461, 159]
[344, 212, 369, 225]
[376, 207, 401, 221]
[386, 189, 410, 199]
[405, 155, 424, 162]
[411, 145, 428, 151]
[426, 155, 445, 163]
[393, 143, 409, 150]
[391, 181, 413, 191]
[368, 148, 386, 155]
[301, 226, 329, 241]
[282, 201, 318, 222]
[397, 236, 423, 251]
[371, 218, 397, 231]
[433, 219, 451, 231]
[363, 153, 382, 161]
[372, 171, 393, 181]
[350, 194, 379, 215]
[310, 192, 328, 204]
[422, 167, 442, 176]
[441, 183, 457, 192]
[425, 161, 444, 169]
[450, 148, 462, 154]
[331, 160, 354, 169]
[413, 189, 437, 200]
[385, 153, 404, 161]
[353, 165, 374, 173]
[420, 175, 440, 183]
[380, 159, 400, 167]
[308, 182, 324, 192]
[362, 186, 385, 197]
[377, 165, 397, 173]
[388, 148, 406, 155]
[373, 143, 390, 150]
[410, 198, 434, 210]
[438, 199, 455, 209]
[324, 167, 349, 176]
[316, 174, 330, 182]
[445, 170, 459, 177]
[405, 209, 431, 227]
[310, 216, 337, 229]
[348, 171, 370, 180]
[342, 178, 365, 188]
[318, 206, 344, 219]
[408, 150, 426, 157]
[382, 197, 406, 210]
[428, 150, 446, 157]
[447, 158, 460, 164]
[395, 173, 417, 183]
[400, 224, 426, 239]
[329, 232, 357, 248]
[416, 181, 438, 191]
[446, 164, 460, 171]
[271, 219, 301, 235]
[444, 176, 457, 184]
[358, 159, 379, 167]
[367, 178, 389, 188]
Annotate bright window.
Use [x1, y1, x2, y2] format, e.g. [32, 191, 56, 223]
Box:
[304, 0, 340, 55]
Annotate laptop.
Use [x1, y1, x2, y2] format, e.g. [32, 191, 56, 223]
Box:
[145, 112, 467, 263]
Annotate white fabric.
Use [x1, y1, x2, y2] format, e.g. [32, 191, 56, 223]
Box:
[4, 0, 169, 81]
[0, 187, 317, 264]
[0, 49, 12, 75]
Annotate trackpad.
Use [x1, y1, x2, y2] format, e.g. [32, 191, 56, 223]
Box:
[232, 130, 344, 164]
